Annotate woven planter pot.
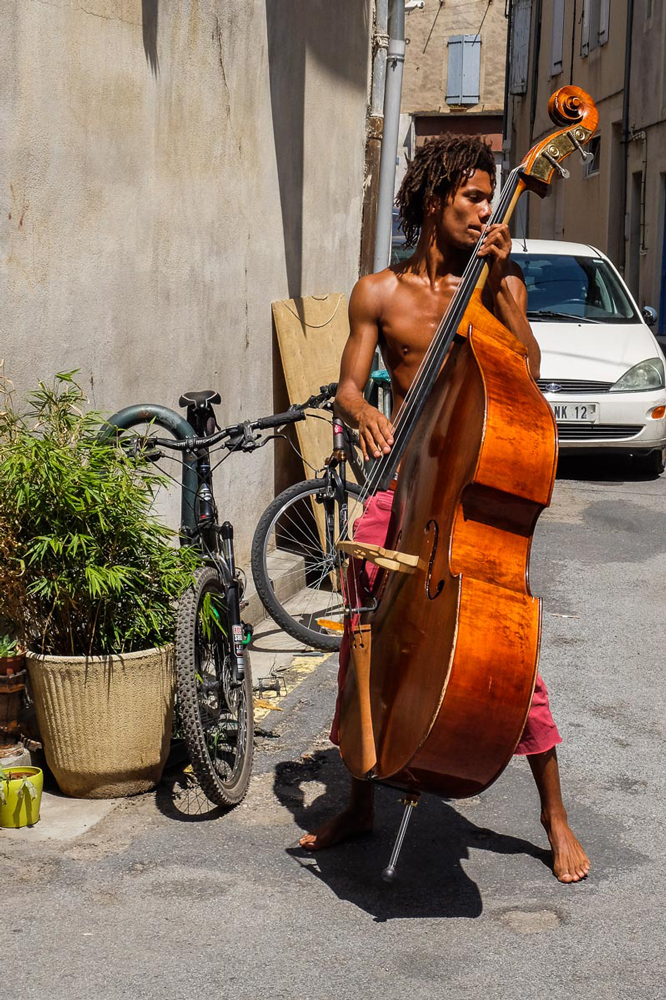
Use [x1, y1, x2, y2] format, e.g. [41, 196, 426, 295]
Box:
[26, 646, 175, 798]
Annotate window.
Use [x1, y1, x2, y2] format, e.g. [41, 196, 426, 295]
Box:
[584, 135, 601, 177]
[581, 0, 610, 56]
[509, 0, 532, 95]
[551, 0, 565, 75]
[446, 35, 481, 105]
[520, 254, 639, 323]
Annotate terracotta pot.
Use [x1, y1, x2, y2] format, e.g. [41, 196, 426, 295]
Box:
[26, 646, 175, 798]
[0, 668, 26, 735]
[0, 653, 26, 677]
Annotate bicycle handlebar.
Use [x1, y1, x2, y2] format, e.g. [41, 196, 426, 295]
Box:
[144, 382, 338, 453]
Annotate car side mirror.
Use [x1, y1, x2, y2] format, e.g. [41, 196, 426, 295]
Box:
[642, 305, 658, 327]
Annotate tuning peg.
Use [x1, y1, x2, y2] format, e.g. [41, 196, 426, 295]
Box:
[541, 149, 571, 179]
[567, 128, 594, 164]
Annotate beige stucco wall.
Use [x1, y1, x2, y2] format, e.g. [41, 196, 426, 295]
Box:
[0, 0, 370, 561]
[626, 2, 666, 311]
[402, 0, 507, 115]
[508, 0, 666, 314]
[508, 0, 628, 253]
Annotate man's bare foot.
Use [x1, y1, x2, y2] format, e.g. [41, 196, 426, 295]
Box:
[542, 810, 590, 883]
[299, 806, 374, 852]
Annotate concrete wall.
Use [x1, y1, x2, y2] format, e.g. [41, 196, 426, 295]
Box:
[0, 0, 371, 562]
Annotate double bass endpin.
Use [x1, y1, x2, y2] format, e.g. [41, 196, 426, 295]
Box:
[381, 794, 419, 883]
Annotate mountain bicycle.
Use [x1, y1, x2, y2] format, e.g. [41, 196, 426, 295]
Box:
[102, 385, 334, 807]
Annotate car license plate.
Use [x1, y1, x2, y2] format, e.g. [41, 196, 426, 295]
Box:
[550, 402, 598, 422]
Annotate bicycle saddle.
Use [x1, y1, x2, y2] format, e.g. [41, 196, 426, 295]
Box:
[179, 390, 221, 409]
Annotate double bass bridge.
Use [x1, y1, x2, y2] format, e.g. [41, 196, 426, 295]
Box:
[336, 539, 422, 576]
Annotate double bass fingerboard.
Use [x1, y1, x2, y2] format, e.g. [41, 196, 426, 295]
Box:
[375, 166, 525, 492]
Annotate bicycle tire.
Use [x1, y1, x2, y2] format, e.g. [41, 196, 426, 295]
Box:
[251, 478, 363, 652]
[176, 566, 253, 807]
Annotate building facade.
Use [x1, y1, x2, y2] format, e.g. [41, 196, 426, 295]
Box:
[506, 0, 666, 336]
[398, 0, 510, 196]
[1, 1, 371, 561]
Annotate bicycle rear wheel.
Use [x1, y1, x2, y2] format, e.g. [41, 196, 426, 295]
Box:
[176, 566, 253, 807]
[251, 478, 363, 652]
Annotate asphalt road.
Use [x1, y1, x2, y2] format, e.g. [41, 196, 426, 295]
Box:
[4, 454, 666, 1000]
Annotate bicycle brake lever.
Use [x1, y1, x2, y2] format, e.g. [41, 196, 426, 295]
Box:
[227, 421, 260, 452]
[121, 438, 163, 464]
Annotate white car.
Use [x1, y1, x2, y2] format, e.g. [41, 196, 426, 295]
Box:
[511, 239, 666, 475]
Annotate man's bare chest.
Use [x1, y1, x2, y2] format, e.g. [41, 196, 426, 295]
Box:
[379, 288, 453, 365]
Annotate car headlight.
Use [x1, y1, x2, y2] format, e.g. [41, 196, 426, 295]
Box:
[609, 358, 665, 392]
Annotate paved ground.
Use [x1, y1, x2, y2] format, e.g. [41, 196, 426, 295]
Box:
[3, 454, 665, 1000]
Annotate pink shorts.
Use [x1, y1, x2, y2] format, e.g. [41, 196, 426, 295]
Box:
[331, 491, 562, 757]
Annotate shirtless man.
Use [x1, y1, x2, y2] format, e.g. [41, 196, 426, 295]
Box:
[299, 134, 590, 884]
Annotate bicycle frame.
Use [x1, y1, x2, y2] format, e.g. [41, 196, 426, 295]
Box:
[100, 400, 245, 677]
[102, 404, 200, 538]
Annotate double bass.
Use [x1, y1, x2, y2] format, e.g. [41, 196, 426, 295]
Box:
[336, 87, 598, 878]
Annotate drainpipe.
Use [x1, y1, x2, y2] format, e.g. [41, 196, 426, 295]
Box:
[373, 0, 406, 273]
[528, 0, 543, 143]
[619, 0, 635, 276]
[502, 0, 514, 180]
[359, 0, 390, 275]
[371, 0, 390, 118]
[631, 130, 648, 257]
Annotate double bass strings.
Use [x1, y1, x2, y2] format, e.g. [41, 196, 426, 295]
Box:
[337, 167, 523, 619]
[373, 167, 523, 491]
[339, 166, 522, 538]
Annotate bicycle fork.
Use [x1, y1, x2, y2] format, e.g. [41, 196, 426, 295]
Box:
[219, 521, 246, 684]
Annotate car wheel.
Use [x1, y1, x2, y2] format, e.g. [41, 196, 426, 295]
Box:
[633, 448, 666, 476]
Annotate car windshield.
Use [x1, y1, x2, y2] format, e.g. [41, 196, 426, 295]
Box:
[515, 253, 640, 324]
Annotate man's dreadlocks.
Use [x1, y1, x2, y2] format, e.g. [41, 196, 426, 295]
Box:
[396, 133, 496, 247]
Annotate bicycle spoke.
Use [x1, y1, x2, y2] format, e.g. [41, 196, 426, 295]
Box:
[252, 480, 362, 651]
[276, 518, 323, 555]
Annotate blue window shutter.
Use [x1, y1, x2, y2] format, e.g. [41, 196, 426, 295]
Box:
[462, 36, 481, 104]
[446, 36, 463, 103]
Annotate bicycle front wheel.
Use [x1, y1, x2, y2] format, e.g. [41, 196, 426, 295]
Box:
[176, 567, 253, 807]
[251, 478, 363, 652]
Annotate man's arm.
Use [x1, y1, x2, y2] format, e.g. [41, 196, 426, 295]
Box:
[336, 275, 395, 460]
[478, 224, 541, 379]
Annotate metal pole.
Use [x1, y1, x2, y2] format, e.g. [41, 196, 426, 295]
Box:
[371, 0, 389, 117]
[360, 0, 390, 275]
[373, 0, 406, 273]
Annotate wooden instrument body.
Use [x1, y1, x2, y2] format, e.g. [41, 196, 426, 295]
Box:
[338, 292, 558, 797]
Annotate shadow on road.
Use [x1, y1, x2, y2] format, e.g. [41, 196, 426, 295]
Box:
[272, 750, 551, 922]
[155, 765, 226, 823]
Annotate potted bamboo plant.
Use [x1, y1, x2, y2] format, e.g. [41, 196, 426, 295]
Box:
[0, 372, 200, 798]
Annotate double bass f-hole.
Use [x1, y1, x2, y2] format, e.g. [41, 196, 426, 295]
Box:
[424, 520, 445, 601]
